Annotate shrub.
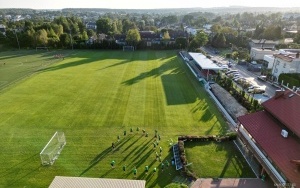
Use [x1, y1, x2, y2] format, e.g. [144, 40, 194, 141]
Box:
[164, 183, 188, 188]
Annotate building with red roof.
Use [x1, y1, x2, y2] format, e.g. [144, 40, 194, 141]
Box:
[237, 89, 300, 187]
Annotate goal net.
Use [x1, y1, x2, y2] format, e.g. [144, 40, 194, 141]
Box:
[40, 131, 66, 166]
[123, 46, 134, 51]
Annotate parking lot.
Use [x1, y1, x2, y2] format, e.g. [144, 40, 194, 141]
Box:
[201, 46, 278, 101]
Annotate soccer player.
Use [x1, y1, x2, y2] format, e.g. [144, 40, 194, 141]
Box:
[145, 165, 149, 175]
[133, 167, 137, 177]
[111, 160, 115, 168]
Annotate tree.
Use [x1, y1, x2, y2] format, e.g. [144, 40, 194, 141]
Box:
[211, 24, 222, 34]
[188, 30, 208, 50]
[175, 37, 188, 49]
[162, 31, 170, 41]
[195, 30, 209, 47]
[59, 33, 70, 48]
[51, 23, 63, 37]
[212, 33, 226, 48]
[47, 28, 60, 48]
[138, 20, 145, 30]
[36, 29, 48, 46]
[253, 25, 264, 39]
[262, 25, 282, 40]
[122, 19, 136, 34]
[81, 31, 88, 41]
[87, 29, 96, 38]
[294, 32, 300, 44]
[126, 28, 141, 47]
[96, 17, 112, 34]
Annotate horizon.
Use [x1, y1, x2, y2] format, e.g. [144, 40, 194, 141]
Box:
[0, 0, 300, 10]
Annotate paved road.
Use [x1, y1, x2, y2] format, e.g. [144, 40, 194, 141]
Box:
[201, 46, 277, 98]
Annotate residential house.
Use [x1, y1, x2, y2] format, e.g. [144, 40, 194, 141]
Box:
[114, 34, 126, 45]
[184, 27, 198, 36]
[0, 24, 6, 35]
[237, 89, 300, 187]
[86, 22, 97, 30]
[249, 39, 277, 50]
[263, 49, 300, 81]
[250, 47, 278, 61]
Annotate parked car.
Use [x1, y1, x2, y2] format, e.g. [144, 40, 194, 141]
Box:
[221, 64, 228, 69]
[238, 60, 247, 65]
[257, 75, 267, 81]
[234, 77, 245, 82]
[248, 86, 265, 93]
[252, 88, 266, 94]
[225, 70, 238, 75]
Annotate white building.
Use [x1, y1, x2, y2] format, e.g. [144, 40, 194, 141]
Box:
[264, 49, 300, 81]
[250, 47, 277, 61]
[0, 24, 6, 35]
[184, 27, 199, 36]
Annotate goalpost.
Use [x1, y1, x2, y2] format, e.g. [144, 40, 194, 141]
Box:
[40, 131, 66, 166]
[36, 47, 49, 51]
[123, 46, 134, 51]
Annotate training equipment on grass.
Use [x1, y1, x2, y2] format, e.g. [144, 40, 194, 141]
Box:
[123, 46, 134, 51]
[40, 131, 66, 166]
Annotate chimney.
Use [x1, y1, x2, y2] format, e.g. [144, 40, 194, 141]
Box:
[274, 88, 285, 99]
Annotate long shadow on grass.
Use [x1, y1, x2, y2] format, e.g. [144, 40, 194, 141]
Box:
[38, 50, 169, 72]
[0, 153, 39, 178]
[80, 135, 133, 176]
[121, 57, 179, 86]
[122, 135, 144, 160]
[146, 152, 178, 188]
[7, 166, 41, 187]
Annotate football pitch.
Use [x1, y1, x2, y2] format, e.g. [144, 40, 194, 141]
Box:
[0, 50, 253, 187]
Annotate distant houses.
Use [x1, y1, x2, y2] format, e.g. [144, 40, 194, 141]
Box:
[0, 24, 6, 35]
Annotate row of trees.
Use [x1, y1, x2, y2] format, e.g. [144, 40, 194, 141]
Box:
[0, 13, 211, 50]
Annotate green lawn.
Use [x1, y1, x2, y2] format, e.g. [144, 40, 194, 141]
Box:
[0, 50, 251, 187]
[185, 141, 256, 178]
[0, 50, 70, 90]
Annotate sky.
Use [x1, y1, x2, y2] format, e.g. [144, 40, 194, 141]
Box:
[0, 0, 299, 9]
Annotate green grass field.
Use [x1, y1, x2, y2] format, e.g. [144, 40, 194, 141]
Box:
[0, 50, 253, 187]
[185, 141, 256, 179]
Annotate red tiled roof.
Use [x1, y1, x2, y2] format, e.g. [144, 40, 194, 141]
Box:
[238, 111, 300, 186]
[262, 91, 300, 138]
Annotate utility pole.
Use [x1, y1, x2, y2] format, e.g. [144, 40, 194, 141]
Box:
[14, 30, 20, 50]
[69, 30, 73, 50]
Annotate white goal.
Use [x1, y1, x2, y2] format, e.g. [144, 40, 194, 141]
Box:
[123, 46, 134, 51]
[40, 131, 66, 166]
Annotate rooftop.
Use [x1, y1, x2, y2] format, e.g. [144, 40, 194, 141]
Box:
[273, 54, 299, 62]
[189, 52, 223, 70]
[251, 39, 277, 44]
[238, 111, 300, 186]
[49, 176, 146, 188]
[262, 90, 300, 137]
